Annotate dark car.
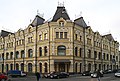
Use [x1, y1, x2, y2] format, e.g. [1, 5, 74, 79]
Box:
[50, 72, 69, 79]
[7, 70, 27, 77]
[0, 73, 8, 81]
[82, 71, 91, 76]
[103, 69, 112, 74]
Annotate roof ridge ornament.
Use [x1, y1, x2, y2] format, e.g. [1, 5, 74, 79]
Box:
[58, 1, 64, 7]
[75, 11, 82, 19]
[37, 9, 44, 18]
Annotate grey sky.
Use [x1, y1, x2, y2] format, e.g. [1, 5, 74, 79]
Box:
[0, 0, 120, 43]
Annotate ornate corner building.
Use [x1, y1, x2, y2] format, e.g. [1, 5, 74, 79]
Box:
[0, 5, 119, 74]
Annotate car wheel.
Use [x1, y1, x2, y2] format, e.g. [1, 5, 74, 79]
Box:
[1, 79, 6, 81]
[57, 76, 60, 79]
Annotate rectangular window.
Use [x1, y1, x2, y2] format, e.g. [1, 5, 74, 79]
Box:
[59, 22, 64, 27]
[31, 37, 33, 42]
[110, 55, 112, 61]
[56, 32, 59, 38]
[88, 49, 91, 58]
[116, 56, 118, 62]
[94, 51, 97, 59]
[60, 32, 63, 38]
[28, 37, 33, 43]
[107, 54, 109, 60]
[64, 32, 67, 38]
[19, 40, 21, 45]
[80, 36, 82, 41]
[79, 48, 82, 57]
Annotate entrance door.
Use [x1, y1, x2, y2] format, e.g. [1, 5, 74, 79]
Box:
[59, 63, 65, 72]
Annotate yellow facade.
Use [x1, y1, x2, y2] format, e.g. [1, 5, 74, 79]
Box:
[0, 6, 119, 74]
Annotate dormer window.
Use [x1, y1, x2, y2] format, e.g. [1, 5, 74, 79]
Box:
[59, 21, 64, 27]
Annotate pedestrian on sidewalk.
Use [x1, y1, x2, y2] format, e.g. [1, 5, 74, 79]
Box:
[97, 69, 101, 81]
[35, 72, 41, 81]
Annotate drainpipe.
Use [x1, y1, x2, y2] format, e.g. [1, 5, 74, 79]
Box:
[93, 33, 96, 71]
[83, 26, 86, 71]
[48, 22, 50, 73]
[2, 37, 5, 73]
[101, 38, 103, 70]
[14, 35, 16, 70]
[73, 23, 75, 74]
[23, 30, 25, 72]
[35, 26, 38, 73]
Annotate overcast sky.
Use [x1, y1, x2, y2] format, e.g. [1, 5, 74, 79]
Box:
[0, 0, 120, 44]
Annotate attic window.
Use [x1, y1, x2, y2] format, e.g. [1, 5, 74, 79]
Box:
[62, 8, 66, 13]
[59, 21, 64, 27]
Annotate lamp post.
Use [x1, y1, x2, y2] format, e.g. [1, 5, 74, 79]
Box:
[22, 52, 25, 72]
[0, 57, 3, 73]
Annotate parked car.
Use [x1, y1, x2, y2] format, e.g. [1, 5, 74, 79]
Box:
[91, 71, 103, 78]
[103, 69, 112, 74]
[0, 73, 8, 81]
[82, 71, 91, 76]
[115, 70, 120, 77]
[7, 70, 27, 77]
[49, 72, 69, 79]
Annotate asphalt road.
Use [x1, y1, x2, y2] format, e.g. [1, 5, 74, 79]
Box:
[8, 73, 120, 81]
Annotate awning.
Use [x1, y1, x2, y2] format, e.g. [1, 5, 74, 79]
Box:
[54, 59, 71, 63]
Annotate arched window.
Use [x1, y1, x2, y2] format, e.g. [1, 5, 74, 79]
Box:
[44, 46, 47, 56]
[88, 63, 91, 71]
[16, 51, 19, 59]
[59, 21, 64, 27]
[21, 63, 24, 72]
[57, 45, 66, 56]
[6, 53, 9, 60]
[10, 64, 13, 70]
[16, 63, 19, 70]
[99, 64, 101, 70]
[10, 52, 13, 59]
[28, 63, 32, 72]
[21, 50, 25, 58]
[80, 63, 82, 73]
[6, 64, 9, 72]
[28, 49, 33, 58]
[103, 64, 105, 70]
[75, 63, 77, 73]
[39, 47, 42, 56]
[75, 47, 78, 56]
[44, 63, 48, 73]
[39, 63, 42, 73]
[79, 48, 82, 57]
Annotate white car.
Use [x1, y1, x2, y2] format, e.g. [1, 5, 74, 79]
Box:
[91, 71, 103, 78]
[115, 70, 120, 77]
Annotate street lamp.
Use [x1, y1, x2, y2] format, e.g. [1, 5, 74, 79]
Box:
[22, 52, 25, 72]
[0, 57, 3, 73]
